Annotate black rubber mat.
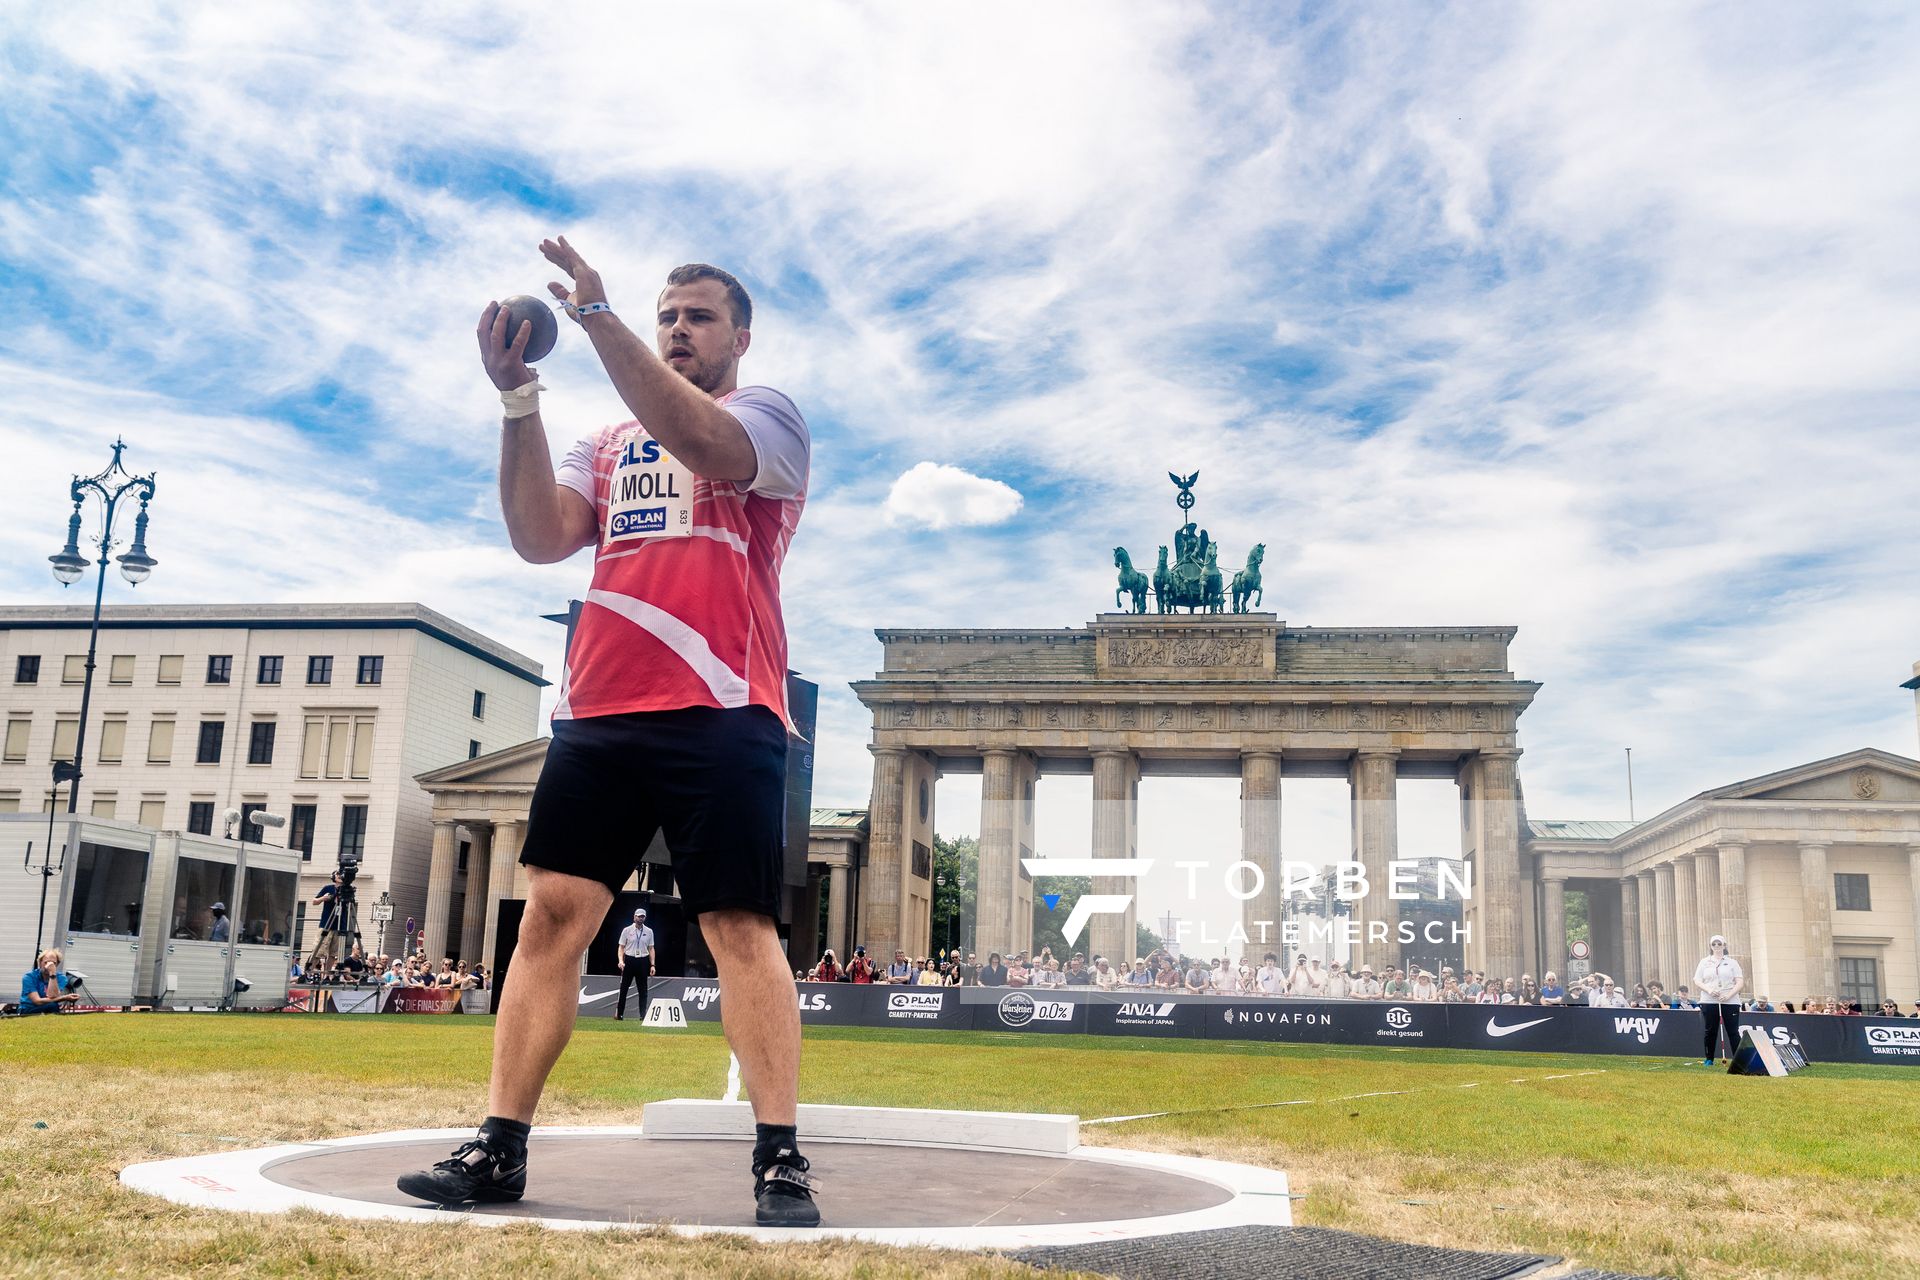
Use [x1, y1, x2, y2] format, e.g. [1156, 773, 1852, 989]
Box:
[1010, 1225, 1560, 1280]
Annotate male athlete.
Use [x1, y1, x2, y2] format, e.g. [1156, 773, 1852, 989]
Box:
[398, 238, 817, 1226]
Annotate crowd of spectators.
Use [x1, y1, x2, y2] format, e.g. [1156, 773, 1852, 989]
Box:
[293, 942, 488, 991]
[800, 946, 1918, 1016]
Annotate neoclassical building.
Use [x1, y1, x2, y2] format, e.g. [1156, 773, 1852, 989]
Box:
[1526, 748, 1920, 1005]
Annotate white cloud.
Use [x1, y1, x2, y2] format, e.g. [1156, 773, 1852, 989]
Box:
[882, 462, 1023, 530]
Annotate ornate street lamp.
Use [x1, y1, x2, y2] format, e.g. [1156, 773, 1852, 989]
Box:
[47, 438, 158, 813]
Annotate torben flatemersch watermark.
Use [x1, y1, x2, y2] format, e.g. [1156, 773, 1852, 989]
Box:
[1024, 856, 1474, 949]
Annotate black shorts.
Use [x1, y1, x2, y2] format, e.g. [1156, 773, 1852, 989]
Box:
[519, 704, 789, 920]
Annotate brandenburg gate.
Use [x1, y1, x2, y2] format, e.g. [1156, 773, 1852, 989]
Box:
[852, 614, 1540, 975]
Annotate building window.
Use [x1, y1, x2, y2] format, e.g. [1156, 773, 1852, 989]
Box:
[301, 714, 375, 780]
[289, 803, 317, 861]
[468, 739, 481, 760]
[63, 655, 86, 683]
[308, 655, 333, 685]
[1838, 956, 1879, 1008]
[109, 655, 135, 684]
[3, 718, 28, 764]
[357, 655, 383, 685]
[157, 654, 182, 684]
[187, 801, 215, 836]
[139, 798, 166, 828]
[91, 795, 116, 819]
[458, 839, 471, 873]
[237, 801, 267, 844]
[196, 720, 225, 765]
[66, 841, 148, 937]
[1834, 873, 1871, 912]
[472, 690, 486, 720]
[14, 655, 39, 684]
[147, 719, 175, 764]
[248, 721, 276, 765]
[98, 718, 127, 763]
[52, 718, 78, 763]
[207, 655, 233, 684]
[258, 655, 283, 685]
[338, 804, 369, 860]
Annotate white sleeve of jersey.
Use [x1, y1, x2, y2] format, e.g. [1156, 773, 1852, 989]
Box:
[727, 386, 810, 500]
[555, 434, 599, 505]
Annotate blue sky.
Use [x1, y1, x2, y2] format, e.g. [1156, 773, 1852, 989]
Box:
[3, 4, 1917, 939]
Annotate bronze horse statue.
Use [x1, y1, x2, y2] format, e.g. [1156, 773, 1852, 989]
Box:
[1113, 547, 1151, 613]
[1152, 547, 1171, 614]
[1231, 543, 1266, 612]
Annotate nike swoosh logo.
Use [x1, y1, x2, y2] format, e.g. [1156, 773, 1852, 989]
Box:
[578, 988, 617, 1005]
[1486, 1016, 1553, 1037]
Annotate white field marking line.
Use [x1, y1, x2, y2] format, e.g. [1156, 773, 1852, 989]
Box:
[1083, 1069, 1610, 1126]
[722, 1053, 742, 1103]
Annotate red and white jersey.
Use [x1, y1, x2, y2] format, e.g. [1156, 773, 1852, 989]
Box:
[552, 386, 808, 730]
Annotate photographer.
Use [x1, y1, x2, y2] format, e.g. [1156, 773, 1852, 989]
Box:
[19, 949, 81, 1015]
[309, 871, 345, 968]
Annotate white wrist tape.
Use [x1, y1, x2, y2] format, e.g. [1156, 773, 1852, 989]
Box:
[500, 379, 547, 420]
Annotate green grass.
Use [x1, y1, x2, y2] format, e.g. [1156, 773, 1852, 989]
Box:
[3, 1014, 1917, 1278]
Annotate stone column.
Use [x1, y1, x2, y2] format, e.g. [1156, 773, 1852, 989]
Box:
[1635, 871, 1658, 988]
[1350, 748, 1401, 972]
[1089, 749, 1133, 967]
[1909, 846, 1920, 1000]
[1671, 853, 1698, 986]
[1716, 842, 1749, 979]
[1240, 751, 1283, 958]
[1693, 849, 1722, 952]
[861, 749, 907, 962]
[1799, 842, 1835, 997]
[826, 862, 850, 958]
[1619, 875, 1642, 988]
[1653, 862, 1677, 990]
[977, 748, 1019, 958]
[481, 820, 522, 973]
[1541, 875, 1567, 979]
[421, 820, 459, 962]
[458, 825, 492, 963]
[1477, 749, 1523, 982]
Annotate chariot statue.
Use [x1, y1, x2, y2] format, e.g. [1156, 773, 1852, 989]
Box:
[1109, 472, 1269, 615]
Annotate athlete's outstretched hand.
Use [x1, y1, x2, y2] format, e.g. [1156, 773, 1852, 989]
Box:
[543, 236, 610, 323]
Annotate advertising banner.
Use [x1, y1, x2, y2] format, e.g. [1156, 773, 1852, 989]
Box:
[621, 981, 1916, 1065]
[381, 986, 465, 1014]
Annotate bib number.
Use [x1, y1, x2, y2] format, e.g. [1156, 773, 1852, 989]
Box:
[606, 432, 694, 542]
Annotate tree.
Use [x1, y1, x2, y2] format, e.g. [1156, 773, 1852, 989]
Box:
[1135, 920, 1163, 960]
[930, 834, 978, 956]
[1567, 889, 1590, 948]
[1029, 874, 1092, 961]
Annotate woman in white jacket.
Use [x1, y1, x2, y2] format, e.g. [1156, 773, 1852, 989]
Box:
[1693, 934, 1745, 1064]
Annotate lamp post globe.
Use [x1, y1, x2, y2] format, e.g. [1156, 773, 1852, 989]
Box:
[50, 552, 88, 585]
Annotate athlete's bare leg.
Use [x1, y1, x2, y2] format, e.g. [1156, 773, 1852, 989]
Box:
[701, 908, 799, 1124]
[487, 866, 612, 1122]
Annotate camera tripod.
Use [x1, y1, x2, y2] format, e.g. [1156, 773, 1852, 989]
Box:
[305, 884, 363, 978]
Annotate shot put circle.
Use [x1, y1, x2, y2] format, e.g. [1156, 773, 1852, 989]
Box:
[501, 294, 558, 362]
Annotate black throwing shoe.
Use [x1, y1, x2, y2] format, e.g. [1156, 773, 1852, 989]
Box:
[396, 1137, 527, 1205]
[753, 1149, 822, 1227]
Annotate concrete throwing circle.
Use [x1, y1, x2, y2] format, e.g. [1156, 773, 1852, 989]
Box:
[120, 1126, 1292, 1248]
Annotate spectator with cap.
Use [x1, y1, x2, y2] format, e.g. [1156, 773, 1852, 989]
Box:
[207, 902, 231, 943]
[1409, 969, 1439, 1002]
[1287, 956, 1314, 996]
[847, 946, 876, 983]
[1324, 961, 1352, 1000]
[1125, 958, 1154, 987]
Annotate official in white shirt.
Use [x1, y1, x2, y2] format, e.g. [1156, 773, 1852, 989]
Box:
[1693, 934, 1744, 1063]
[616, 909, 656, 1021]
